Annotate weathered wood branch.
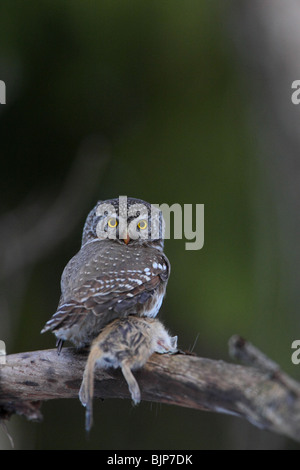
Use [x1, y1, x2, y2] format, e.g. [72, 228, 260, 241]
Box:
[0, 336, 300, 443]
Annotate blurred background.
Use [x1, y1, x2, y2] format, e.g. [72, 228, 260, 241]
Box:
[1, 0, 300, 449]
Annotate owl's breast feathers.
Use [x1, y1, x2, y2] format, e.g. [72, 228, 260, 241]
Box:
[41, 240, 170, 347]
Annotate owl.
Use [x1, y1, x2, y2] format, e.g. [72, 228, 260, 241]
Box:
[41, 197, 170, 353]
[79, 316, 178, 432]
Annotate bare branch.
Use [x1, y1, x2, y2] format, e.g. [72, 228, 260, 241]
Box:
[229, 335, 281, 374]
[1, 338, 300, 443]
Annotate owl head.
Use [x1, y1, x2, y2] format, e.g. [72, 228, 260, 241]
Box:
[81, 196, 165, 251]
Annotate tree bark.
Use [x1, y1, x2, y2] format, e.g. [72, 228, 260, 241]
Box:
[0, 337, 300, 443]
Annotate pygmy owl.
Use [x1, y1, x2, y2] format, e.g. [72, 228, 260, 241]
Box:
[41, 197, 170, 352]
[79, 316, 178, 431]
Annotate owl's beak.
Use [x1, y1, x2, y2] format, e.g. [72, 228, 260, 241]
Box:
[123, 233, 130, 245]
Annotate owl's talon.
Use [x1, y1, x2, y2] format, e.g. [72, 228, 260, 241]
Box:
[56, 338, 65, 355]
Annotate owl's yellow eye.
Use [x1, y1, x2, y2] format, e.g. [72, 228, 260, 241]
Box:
[108, 217, 118, 228]
[137, 219, 147, 230]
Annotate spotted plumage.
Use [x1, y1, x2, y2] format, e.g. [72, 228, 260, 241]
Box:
[41, 197, 170, 351]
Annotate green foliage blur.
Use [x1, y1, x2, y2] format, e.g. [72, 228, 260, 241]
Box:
[0, 0, 299, 450]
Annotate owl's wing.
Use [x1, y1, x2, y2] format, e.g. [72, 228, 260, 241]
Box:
[40, 255, 169, 337]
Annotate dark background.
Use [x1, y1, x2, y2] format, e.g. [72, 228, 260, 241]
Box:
[1, 0, 300, 449]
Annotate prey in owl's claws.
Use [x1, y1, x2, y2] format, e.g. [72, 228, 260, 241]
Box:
[79, 316, 178, 433]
